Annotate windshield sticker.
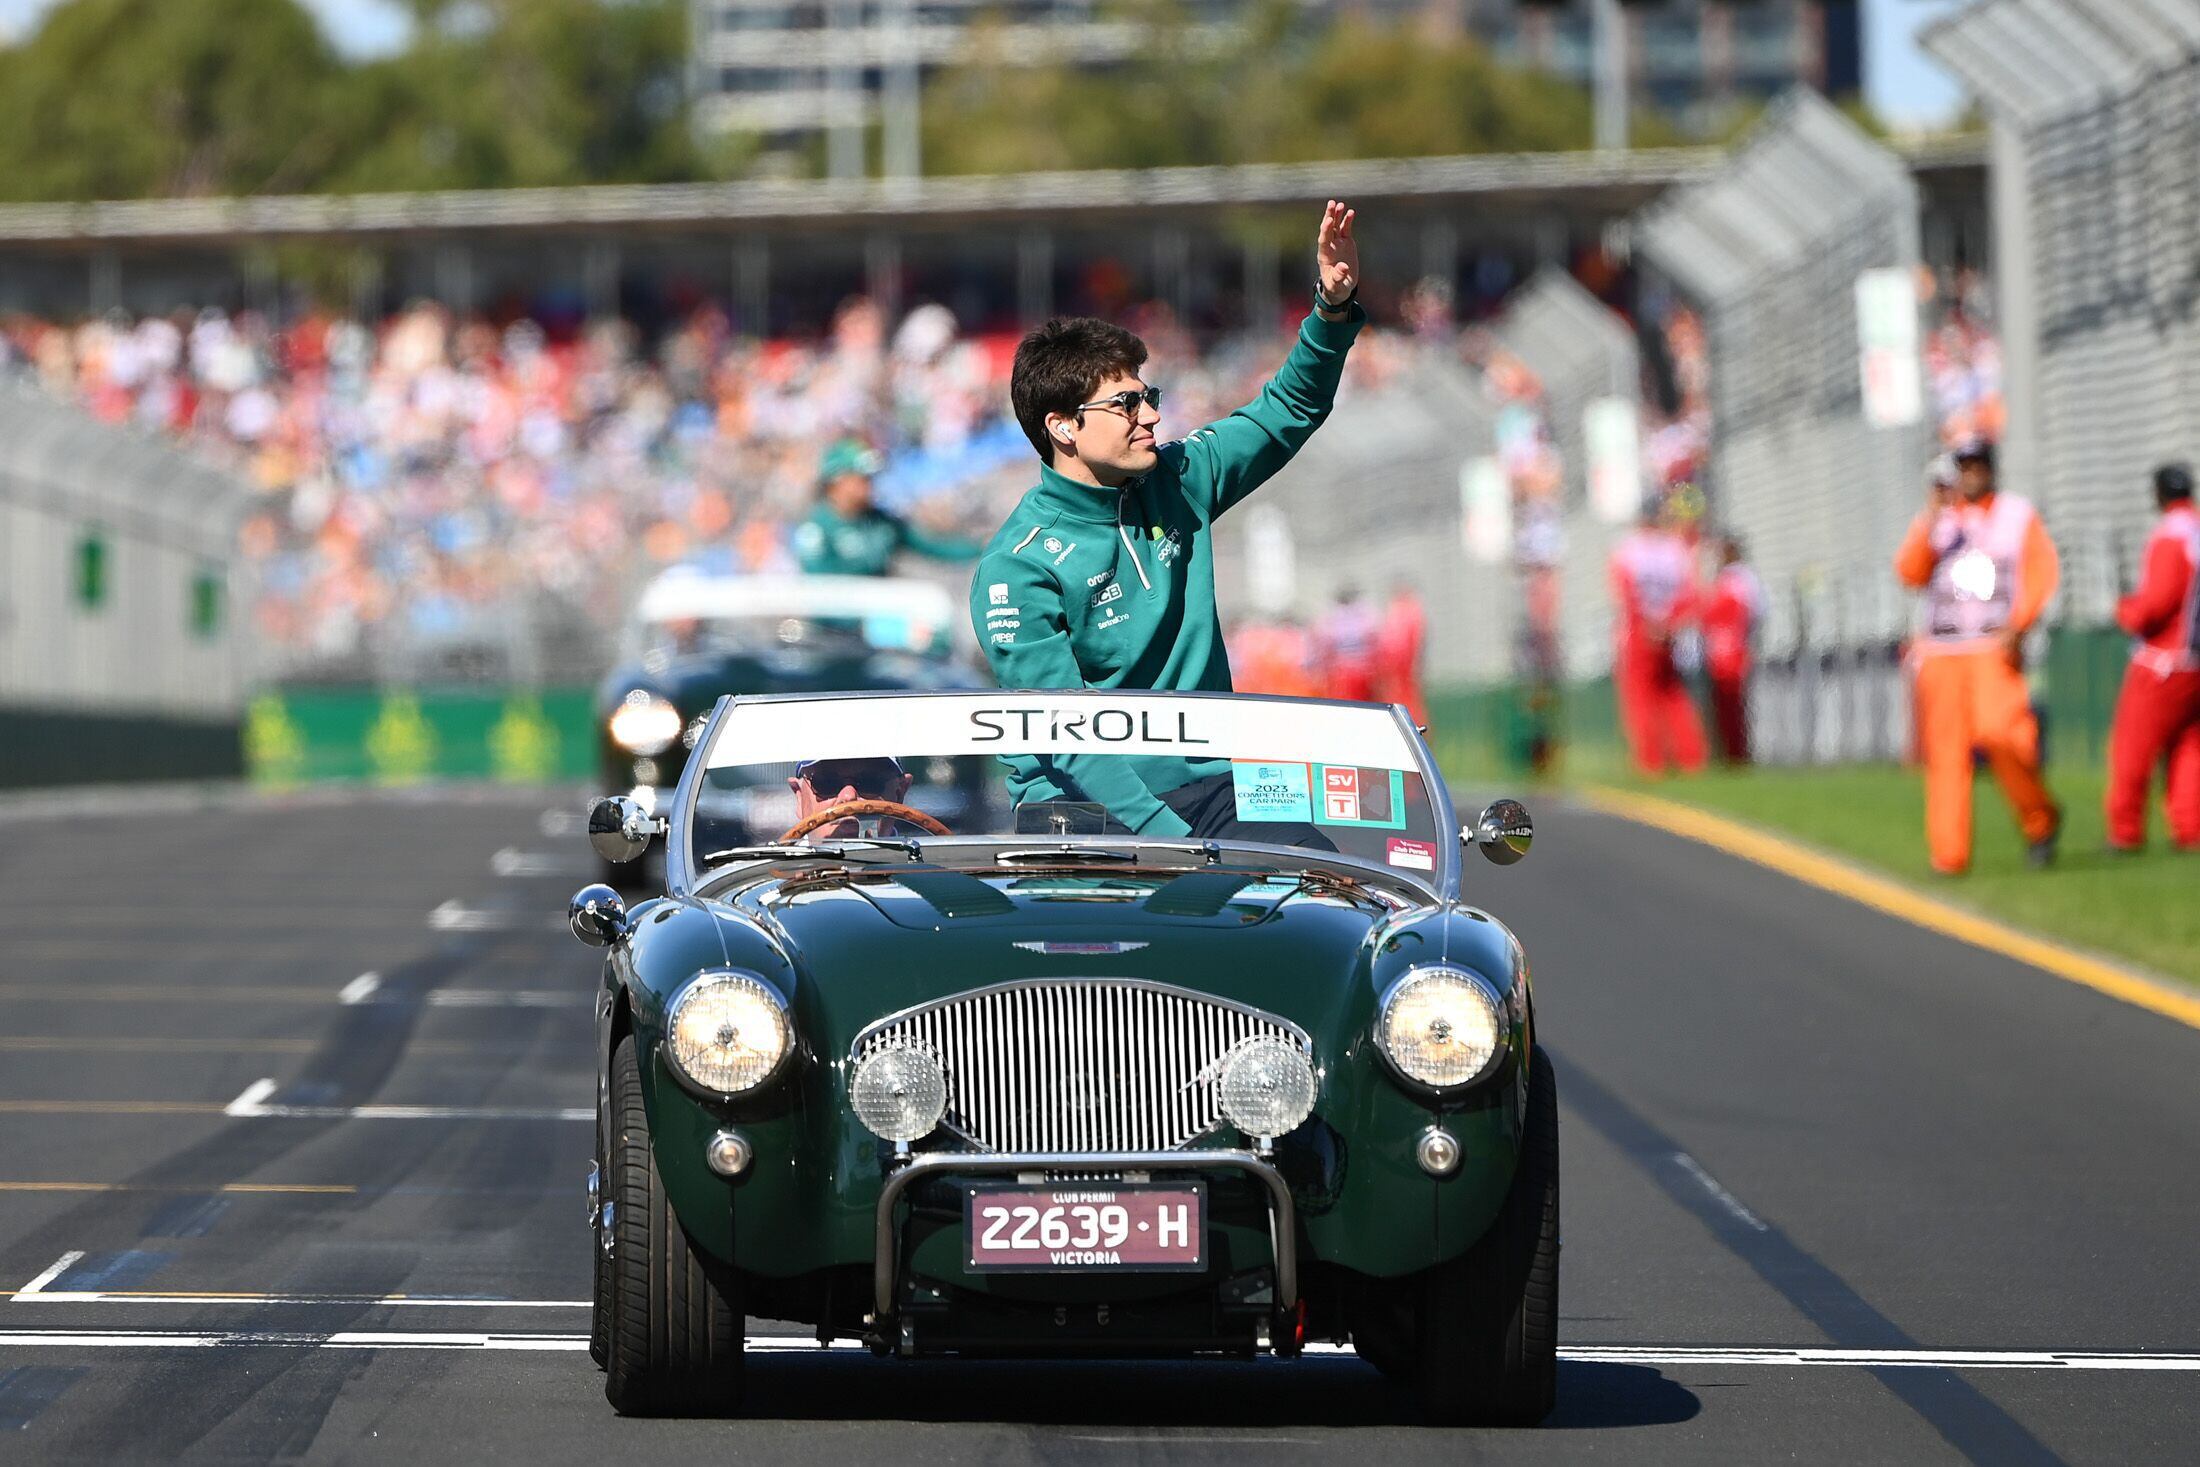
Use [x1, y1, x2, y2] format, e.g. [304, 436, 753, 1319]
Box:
[1317, 766, 1408, 830]
[1232, 761, 1313, 822]
[1386, 837, 1438, 872]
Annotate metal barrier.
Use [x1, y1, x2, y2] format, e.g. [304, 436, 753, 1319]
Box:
[1925, 0, 2200, 546]
[0, 378, 248, 718]
[1490, 268, 1642, 681]
[1212, 351, 1512, 688]
[1634, 90, 1932, 677]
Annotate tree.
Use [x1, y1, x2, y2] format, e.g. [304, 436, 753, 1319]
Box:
[0, 0, 344, 201]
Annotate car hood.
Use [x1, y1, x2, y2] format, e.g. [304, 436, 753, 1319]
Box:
[739, 867, 1422, 1048]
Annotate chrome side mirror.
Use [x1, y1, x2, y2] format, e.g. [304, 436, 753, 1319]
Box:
[587, 795, 664, 865]
[569, 883, 631, 947]
[1467, 798, 1533, 866]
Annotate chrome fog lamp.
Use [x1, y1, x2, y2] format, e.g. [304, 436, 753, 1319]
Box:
[850, 1045, 948, 1145]
[1377, 968, 1507, 1090]
[665, 973, 792, 1096]
[1416, 1128, 1462, 1176]
[1216, 1036, 1318, 1143]
[704, 1130, 753, 1177]
[608, 690, 682, 756]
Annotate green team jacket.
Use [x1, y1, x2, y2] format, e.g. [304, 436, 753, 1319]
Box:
[967, 304, 1365, 835]
[793, 503, 981, 577]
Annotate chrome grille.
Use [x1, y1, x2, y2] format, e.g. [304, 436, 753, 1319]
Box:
[852, 980, 1309, 1153]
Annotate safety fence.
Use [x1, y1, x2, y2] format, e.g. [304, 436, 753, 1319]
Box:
[1925, 0, 2200, 546]
[1633, 89, 1933, 664]
[0, 379, 252, 783]
[1489, 268, 1643, 683]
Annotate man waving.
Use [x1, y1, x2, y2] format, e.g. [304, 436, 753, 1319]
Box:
[969, 202, 1363, 837]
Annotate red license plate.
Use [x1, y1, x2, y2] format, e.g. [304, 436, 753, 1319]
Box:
[965, 1184, 1206, 1272]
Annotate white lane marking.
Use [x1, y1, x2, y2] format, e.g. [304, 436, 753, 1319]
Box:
[16, 1252, 87, 1297]
[1566, 1346, 2200, 1372]
[539, 809, 579, 838]
[219, 1079, 585, 1121]
[424, 990, 584, 1008]
[429, 900, 517, 932]
[1671, 1152, 1769, 1232]
[338, 973, 382, 1005]
[1, 1332, 2197, 1371]
[12, 1294, 587, 1308]
[0, 1330, 589, 1351]
[224, 1079, 279, 1117]
[491, 848, 581, 878]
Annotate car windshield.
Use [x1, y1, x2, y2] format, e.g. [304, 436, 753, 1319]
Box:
[686, 691, 1446, 880]
[628, 574, 956, 662]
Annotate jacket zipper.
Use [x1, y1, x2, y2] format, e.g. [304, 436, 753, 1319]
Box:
[1116, 490, 1153, 591]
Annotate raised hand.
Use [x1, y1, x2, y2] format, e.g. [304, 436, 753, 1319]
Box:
[1317, 200, 1359, 309]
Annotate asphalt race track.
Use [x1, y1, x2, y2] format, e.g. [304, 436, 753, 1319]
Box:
[3, 787, 2196, 1464]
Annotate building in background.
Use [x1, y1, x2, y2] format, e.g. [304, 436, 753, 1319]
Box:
[689, 0, 1863, 164]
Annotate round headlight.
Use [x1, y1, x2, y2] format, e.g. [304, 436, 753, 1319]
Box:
[665, 973, 791, 1095]
[1217, 1036, 1318, 1141]
[608, 690, 682, 756]
[849, 1045, 947, 1144]
[1377, 969, 1507, 1089]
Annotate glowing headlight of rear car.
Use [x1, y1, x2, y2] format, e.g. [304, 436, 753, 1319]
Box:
[607, 690, 682, 756]
[664, 973, 792, 1095]
[1216, 1036, 1318, 1141]
[1377, 968, 1507, 1089]
[849, 1045, 948, 1144]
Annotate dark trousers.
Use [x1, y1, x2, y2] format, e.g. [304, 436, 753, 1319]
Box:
[1710, 673, 1750, 764]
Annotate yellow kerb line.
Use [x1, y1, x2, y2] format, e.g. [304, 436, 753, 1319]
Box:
[1577, 784, 2200, 1035]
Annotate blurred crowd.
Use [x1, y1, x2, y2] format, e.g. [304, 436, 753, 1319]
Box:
[0, 298, 1023, 671]
[1, 253, 1997, 697]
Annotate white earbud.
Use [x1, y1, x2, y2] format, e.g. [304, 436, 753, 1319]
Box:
[1053, 426, 1072, 444]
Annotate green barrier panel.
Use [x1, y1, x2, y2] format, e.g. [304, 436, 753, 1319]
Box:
[245, 688, 598, 787]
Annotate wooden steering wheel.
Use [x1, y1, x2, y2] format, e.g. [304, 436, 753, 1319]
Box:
[778, 798, 952, 843]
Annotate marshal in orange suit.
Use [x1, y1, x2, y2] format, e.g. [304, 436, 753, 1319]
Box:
[1893, 441, 2063, 874]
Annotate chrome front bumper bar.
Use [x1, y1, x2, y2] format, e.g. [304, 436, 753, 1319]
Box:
[872, 1149, 1297, 1322]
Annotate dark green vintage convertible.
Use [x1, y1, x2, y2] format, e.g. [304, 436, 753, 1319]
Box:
[571, 688, 1553, 1424]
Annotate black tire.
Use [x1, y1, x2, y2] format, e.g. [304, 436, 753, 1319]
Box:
[589, 1072, 611, 1370]
[1415, 1047, 1560, 1426]
[602, 1034, 745, 1416]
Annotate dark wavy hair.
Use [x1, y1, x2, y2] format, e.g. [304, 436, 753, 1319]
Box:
[1010, 317, 1148, 463]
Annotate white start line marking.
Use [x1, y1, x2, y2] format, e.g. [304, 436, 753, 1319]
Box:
[10, 1292, 588, 1308]
[338, 973, 382, 1005]
[0, 1330, 2191, 1372]
[222, 1079, 587, 1122]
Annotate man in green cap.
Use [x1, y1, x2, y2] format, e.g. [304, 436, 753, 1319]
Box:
[792, 437, 982, 577]
[967, 200, 1363, 838]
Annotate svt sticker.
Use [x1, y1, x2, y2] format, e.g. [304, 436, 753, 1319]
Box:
[1231, 761, 1312, 822]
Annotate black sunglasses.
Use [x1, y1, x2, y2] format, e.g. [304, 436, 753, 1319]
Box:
[1075, 386, 1163, 417]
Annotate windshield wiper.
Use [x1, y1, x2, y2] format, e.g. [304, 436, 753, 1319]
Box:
[995, 847, 1139, 866]
[702, 838, 922, 865]
[994, 841, 1220, 867]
